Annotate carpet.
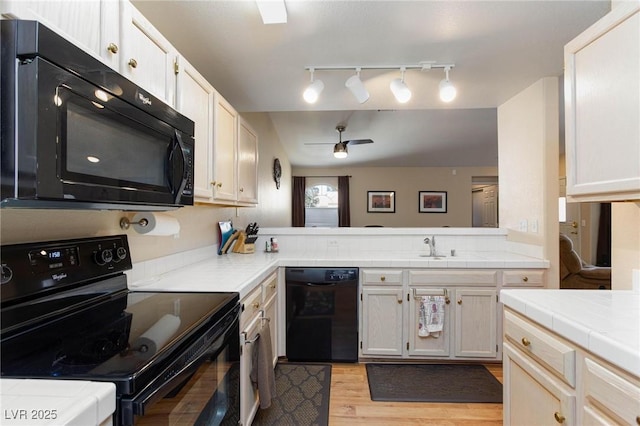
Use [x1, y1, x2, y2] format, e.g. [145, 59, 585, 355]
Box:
[366, 363, 503, 403]
[252, 363, 331, 426]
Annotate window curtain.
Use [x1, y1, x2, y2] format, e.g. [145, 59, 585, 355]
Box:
[292, 176, 306, 227]
[338, 175, 351, 227]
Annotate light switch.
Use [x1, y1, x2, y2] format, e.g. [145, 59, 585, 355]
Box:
[530, 219, 538, 233]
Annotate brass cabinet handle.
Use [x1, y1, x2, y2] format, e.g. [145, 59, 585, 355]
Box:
[107, 43, 118, 54]
[523, 276, 529, 282]
[217, 182, 223, 188]
[239, 187, 244, 192]
[269, 283, 276, 289]
[445, 297, 450, 304]
[128, 58, 138, 68]
[457, 299, 462, 305]
[521, 337, 531, 347]
[397, 299, 402, 304]
[554, 412, 565, 424]
[210, 181, 216, 187]
[380, 276, 386, 282]
[252, 302, 260, 309]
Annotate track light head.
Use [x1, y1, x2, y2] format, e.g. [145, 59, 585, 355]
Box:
[333, 143, 348, 159]
[439, 66, 456, 102]
[303, 68, 324, 103]
[345, 68, 369, 104]
[390, 67, 411, 103]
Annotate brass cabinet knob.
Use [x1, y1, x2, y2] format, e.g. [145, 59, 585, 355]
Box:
[457, 299, 462, 305]
[217, 182, 223, 188]
[397, 299, 402, 304]
[635, 415, 640, 425]
[107, 43, 118, 54]
[445, 297, 451, 304]
[523, 276, 529, 282]
[210, 181, 216, 187]
[269, 283, 276, 289]
[128, 58, 138, 68]
[239, 187, 244, 192]
[380, 276, 386, 282]
[522, 337, 531, 347]
[554, 412, 565, 424]
[252, 302, 260, 309]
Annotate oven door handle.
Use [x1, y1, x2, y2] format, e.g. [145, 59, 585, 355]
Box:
[127, 317, 237, 416]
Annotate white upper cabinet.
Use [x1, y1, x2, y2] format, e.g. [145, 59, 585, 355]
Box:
[175, 56, 215, 202]
[119, 1, 178, 107]
[0, 0, 120, 69]
[564, 3, 640, 202]
[237, 117, 259, 205]
[212, 94, 239, 203]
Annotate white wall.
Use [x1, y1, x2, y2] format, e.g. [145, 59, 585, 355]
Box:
[612, 202, 640, 290]
[0, 112, 292, 263]
[498, 77, 560, 287]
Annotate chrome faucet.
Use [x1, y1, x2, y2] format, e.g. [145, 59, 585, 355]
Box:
[423, 236, 436, 257]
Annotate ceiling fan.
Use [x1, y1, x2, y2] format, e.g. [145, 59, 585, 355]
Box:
[305, 125, 374, 158]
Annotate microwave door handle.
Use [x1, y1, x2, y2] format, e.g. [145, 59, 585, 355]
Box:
[169, 130, 188, 204]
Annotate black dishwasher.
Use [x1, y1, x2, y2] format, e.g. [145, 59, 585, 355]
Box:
[285, 267, 358, 362]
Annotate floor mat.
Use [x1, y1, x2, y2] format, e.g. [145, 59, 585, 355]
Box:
[252, 363, 331, 426]
[366, 363, 502, 403]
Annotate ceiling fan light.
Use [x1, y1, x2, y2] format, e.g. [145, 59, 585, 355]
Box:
[439, 79, 457, 102]
[345, 74, 369, 104]
[333, 143, 348, 158]
[303, 79, 324, 104]
[390, 78, 411, 103]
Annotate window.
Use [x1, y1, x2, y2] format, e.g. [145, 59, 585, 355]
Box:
[305, 177, 338, 227]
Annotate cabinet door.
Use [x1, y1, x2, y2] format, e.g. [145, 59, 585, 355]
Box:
[237, 116, 259, 204]
[454, 288, 497, 358]
[176, 56, 215, 202]
[212, 93, 238, 202]
[564, 4, 640, 201]
[120, 1, 177, 106]
[240, 314, 261, 426]
[0, 0, 120, 69]
[504, 343, 575, 426]
[407, 287, 451, 357]
[361, 286, 403, 357]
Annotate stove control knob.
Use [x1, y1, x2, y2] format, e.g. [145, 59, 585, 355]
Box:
[1, 264, 13, 284]
[94, 249, 113, 265]
[116, 247, 128, 261]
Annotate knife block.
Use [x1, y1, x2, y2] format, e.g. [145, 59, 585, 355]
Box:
[232, 232, 255, 254]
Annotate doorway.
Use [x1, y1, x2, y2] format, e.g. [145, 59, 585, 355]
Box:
[472, 177, 498, 228]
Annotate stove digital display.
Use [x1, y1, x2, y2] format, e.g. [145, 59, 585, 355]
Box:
[29, 246, 79, 273]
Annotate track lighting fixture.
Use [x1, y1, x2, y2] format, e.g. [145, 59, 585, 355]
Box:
[303, 62, 455, 104]
[390, 67, 411, 103]
[333, 143, 348, 158]
[439, 66, 457, 103]
[345, 68, 370, 104]
[303, 68, 324, 104]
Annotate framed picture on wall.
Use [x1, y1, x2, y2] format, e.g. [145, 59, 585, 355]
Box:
[367, 191, 395, 213]
[419, 191, 447, 213]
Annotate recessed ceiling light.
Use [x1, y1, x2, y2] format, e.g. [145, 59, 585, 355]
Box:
[256, 0, 287, 24]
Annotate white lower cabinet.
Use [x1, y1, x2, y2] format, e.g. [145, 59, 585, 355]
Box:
[360, 269, 499, 360]
[503, 307, 640, 426]
[239, 272, 278, 426]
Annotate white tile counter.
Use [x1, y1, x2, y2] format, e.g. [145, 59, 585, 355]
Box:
[0, 379, 115, 426]
[500, 289, 640, 377]
[128, 249, 549, 299]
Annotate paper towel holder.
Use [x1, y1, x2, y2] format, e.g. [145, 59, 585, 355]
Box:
[120, 217, 149, 231]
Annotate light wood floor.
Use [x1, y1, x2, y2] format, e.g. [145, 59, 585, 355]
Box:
[328, 362, 503, 425]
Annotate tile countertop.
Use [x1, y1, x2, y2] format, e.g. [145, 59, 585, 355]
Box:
[0, 379, 115, 425]
[500, 289, 640, 378]
[128, 250, 549, 299]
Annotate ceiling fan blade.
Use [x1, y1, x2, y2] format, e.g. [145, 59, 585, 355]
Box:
[304, 142, 335, 145]
[345, 139, 374, 145]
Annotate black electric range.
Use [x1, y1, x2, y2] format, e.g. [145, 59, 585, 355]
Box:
[1, 235, 240, 425]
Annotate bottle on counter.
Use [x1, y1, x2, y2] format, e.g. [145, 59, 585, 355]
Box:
[270, 237, 279, 252]
[265, 239, 272, 252]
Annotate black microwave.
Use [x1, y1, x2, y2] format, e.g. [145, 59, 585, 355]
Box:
[1, 20, 194, 211]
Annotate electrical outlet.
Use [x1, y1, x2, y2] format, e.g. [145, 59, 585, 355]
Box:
[530, 219, 538, 233]
[519, 219, 528, 232]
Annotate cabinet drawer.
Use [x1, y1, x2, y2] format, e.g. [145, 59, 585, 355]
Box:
[583, 357, 640, 425]
[261, 272, 277, 303]
[502, 270, 545, 287]
[362, 269, 402, 285]
[409, 270, 497, 286]
[241, 286, 262, 329]
[504, 310, 576, 386]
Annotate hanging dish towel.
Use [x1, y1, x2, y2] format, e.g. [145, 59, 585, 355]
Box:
[418, 295, 445, 337]
[250, 322, 276, 409]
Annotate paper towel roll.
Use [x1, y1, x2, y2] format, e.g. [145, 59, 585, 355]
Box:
[132, 212, 180, 236]
[135, 313, 182, 354]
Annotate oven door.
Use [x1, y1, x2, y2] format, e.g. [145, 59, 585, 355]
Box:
[11, 56, 193, 208]
[121, 311, 240, 426]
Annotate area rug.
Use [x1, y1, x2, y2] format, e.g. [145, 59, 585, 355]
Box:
[252, 363, 331, 426]
[366, 363, 502, 403]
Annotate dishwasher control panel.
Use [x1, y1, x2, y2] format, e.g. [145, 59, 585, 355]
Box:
[325, 269, 358, 282]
